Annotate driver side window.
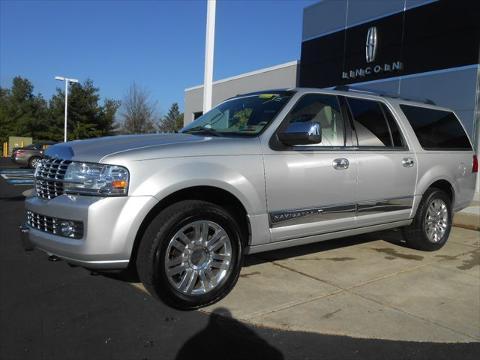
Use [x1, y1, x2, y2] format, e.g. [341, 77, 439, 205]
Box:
[284, 94, 345, 147]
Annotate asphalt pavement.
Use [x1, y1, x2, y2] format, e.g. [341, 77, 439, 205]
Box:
[0, 158, 478, 360]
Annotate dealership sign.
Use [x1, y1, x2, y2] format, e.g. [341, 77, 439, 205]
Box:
[342, 61, 403, 80]
[342, 26, 403, 80]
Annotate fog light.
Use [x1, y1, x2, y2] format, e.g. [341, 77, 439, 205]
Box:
[59, 221, 76, 237]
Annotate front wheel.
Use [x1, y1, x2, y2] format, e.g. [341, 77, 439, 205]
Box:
[136, 200, 244, 310]
[402, 188, 452, 251]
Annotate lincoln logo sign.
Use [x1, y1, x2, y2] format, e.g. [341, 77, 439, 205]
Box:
[342, 26, 404, 80]
[366, 26, 377, 63]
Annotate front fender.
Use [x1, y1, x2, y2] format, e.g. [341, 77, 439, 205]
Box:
[128, 156, 267, 216]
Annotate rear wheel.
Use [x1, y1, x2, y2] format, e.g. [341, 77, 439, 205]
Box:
[402, 188, 452, 251]
[136, 200, 244, 310]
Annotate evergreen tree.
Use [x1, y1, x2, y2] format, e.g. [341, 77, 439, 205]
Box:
[0, 76, 49, 143]
[159, 102, 184, 132]
[49, 79, 120, 140]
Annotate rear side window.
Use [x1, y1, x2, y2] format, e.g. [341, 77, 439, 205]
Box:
[347, 98, 404, 148]
[400, 105, 472, 150]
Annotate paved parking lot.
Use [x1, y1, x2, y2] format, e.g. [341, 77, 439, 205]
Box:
[0, 159, 479, 359]
[201, 227, 479, 342]
[0, 167, 34, 186]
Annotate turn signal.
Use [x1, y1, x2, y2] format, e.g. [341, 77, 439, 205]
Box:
[112, 180, 128, 189]
[473, 155, 478, 173]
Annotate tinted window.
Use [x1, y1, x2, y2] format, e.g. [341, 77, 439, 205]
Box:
[382, 104, 404, 148]
[400, 105, 472, 150]
[347, 98, 391, 147]
[284, 94, 345, 147]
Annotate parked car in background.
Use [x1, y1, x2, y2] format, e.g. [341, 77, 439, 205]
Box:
[11, 142, 56, 168]
[21, 88, 477, 310]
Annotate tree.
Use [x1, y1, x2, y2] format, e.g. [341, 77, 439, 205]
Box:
[99, 99, 121, 136]
[48, 79, 120, 141]
[159, 102, 184, 132]
[120, 83, 157, 134]
[0, 76, 49, 144]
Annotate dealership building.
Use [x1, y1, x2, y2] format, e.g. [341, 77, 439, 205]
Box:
[184, 0, 479, 191]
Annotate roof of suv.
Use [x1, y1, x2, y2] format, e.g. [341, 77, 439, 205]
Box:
[236, 87, 451, 113]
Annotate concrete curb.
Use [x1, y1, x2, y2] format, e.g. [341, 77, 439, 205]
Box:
[454, 202, 480, 231]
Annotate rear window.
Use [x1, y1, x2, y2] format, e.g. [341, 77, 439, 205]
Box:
[400, 105, 472, 150]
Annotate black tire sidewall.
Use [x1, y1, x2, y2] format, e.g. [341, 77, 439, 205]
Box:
[141, 201, 243, 309]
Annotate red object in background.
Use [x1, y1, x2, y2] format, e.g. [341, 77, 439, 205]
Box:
[473, 155, 478, 173]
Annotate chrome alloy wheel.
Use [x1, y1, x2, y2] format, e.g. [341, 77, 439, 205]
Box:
[164, 220, 232, 296]
[424, 199, 449, 243]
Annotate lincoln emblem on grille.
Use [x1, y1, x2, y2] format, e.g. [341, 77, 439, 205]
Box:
[366, 26, 378, 63]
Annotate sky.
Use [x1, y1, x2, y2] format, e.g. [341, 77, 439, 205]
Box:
[0, 0, 316, 113]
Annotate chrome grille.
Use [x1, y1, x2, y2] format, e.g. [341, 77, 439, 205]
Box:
[26, 210, 83, 239]
[34, 158, 71, 199]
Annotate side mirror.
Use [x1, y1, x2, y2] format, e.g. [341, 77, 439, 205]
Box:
[278, 121, 322, 146]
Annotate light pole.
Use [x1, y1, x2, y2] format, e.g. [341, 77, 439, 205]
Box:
[55, 76, 79, 142]
[203, 0, 216, 113]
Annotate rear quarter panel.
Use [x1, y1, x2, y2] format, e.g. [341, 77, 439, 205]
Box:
[387, 100, 476, 213]
[415, 151, 475, 211]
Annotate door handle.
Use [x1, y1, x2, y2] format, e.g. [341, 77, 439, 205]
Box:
[333, 158, 349, 170]
[402, 157, 415, 167]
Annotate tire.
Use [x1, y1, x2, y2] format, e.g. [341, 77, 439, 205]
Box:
[402, 188, 452, 251]
[136, 200, 244, 310]
[28, 156, 41, 169]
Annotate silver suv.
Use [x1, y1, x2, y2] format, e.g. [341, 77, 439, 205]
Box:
[22, 88, 477, 309]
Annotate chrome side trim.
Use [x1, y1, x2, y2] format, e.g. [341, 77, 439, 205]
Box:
[357, 196, 414, 215]
[269, 196, 414, 228]
[270, 203, 356, 228]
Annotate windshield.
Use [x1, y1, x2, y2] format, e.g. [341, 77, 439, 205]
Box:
[181, 91, 294, 136]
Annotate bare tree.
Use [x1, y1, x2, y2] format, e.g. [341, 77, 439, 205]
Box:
[120, 83, 157, 134]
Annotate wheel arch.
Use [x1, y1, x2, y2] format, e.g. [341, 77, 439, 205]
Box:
[129, 186, 251, 265]
[427, 179, 455, 204]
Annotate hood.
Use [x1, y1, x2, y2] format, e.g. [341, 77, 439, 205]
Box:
[45, 133, 260, 163]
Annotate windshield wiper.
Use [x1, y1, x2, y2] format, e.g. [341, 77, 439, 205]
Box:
[182, 126, 222, 137]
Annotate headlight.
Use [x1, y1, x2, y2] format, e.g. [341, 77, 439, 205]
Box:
[63, 162, 129, 196]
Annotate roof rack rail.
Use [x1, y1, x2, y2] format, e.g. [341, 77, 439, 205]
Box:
[333, 85, 436, 105]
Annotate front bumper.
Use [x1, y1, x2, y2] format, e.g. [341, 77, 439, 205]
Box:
[23, 193, 157, 269]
